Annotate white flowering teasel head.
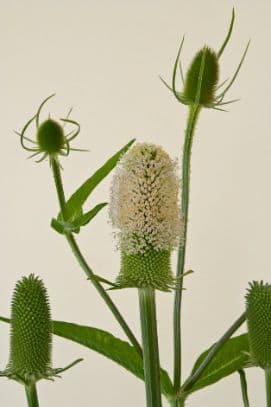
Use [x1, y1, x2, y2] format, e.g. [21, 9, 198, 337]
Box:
[109, 143, 183, 291]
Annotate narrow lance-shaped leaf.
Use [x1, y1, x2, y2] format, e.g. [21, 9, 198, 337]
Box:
[58, 139, 135, 221]
[186, 334, 252, 394]
[51, 202, 107, 234]
[0, 316, 173, 398]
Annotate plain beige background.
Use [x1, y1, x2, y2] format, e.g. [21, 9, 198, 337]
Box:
[1, 0, 270, 405]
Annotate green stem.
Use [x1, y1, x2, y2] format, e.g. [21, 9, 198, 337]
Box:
[170, 400, 184, 407]
[180, 312, 246, 395]
[25, 383, 39, 407]
[238, 370, 250, 407]
[139, 287, 162, 407]
[173, 104, 201, 396]
[265, 369, 271, 407]
[50, 158, 142, 356]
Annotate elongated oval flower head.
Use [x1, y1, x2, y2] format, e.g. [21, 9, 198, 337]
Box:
[0, 274, 82, 385]
[183, 47, 219, 105]
[246, 281, 271, 369]
[109, 143, 182, 291]
[160, 9, 250, 111]
[8, 274, 52, 384]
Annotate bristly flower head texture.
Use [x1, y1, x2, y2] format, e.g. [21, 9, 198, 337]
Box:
[0, 274, 82, 385]
[246, 281, 271, 370]
[109, 143, 182, 291]
[160, 9, 250, 111]
[6, 274, 52, 384]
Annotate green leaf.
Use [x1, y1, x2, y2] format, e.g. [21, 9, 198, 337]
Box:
[72, 202, 108, 227]
[187, 334, 252, 393]
[51, 203, 108, 234]
[59, 139, 135, 221]
[0, 316, 173, 397]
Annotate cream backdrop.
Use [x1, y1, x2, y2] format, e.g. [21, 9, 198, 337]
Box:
[1, 0, 270, 406]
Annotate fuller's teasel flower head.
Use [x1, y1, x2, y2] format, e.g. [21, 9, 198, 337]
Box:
[16, 94, 84, 165]
[0, 274, 82, 385]
[8, 275, 52, 384]
[109, 143, 182, 291]
[246, 281, 271, 370]
[160, 9, 249, 111]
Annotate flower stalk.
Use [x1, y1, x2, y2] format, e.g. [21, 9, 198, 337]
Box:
[25, 383, 39, 407]
[139, 287, 162, 407]
[173, 104, 201, 396]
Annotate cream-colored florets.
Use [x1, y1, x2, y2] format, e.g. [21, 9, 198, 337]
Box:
[109, 143, 182, 254]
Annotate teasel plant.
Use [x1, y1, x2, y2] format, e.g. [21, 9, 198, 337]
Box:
[0, 275, 82, 407]
[109, 143, 183, 406]
[159, 7, 250, 407]
[1, 7, 264, 407]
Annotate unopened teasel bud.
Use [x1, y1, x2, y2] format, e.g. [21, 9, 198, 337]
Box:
[37, 119, 65, 154]
[183, 46, 219, 106]
[109, 143, 182, 291]
[7, 274, 52, 384]
[246, 281, 271, 369]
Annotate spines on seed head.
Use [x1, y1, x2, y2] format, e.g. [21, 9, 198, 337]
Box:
[183, 46, 219, 105]
[246, 281, 271, 369]
[8, 274, 52, 384]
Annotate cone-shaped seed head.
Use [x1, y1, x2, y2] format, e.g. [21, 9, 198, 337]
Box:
[109, 143, 182, 290]
[183, 47, 219, 105]
[246, 281, 271, 369]
[37, 119, 65, 154]
[8, 274, 52, 383]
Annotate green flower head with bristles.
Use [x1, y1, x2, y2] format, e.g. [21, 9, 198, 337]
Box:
[0, 274, 82, 385]
[109, 143, 182, 291]
[16, 94, 86, 164]
[246, 281, 271, 370]
[161, 9, 250, 111]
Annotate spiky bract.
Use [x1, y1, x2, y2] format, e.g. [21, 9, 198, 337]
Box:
[246, 281, 271, 369]
[8, 274, 52, 384]
[183, 47, 219, 105]
[110, 143, 182, 290]
[37, 119, 65, 154]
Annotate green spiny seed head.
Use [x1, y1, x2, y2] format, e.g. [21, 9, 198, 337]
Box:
[37, 119, 65, 154]
[246, 281, 271, 369]
[109, 143, 182, 291]
[118, 250, 172, 291]
[183, 47, 219, 105]
[8, 274, 52, 384]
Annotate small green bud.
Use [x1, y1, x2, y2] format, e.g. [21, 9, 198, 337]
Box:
[183, 47, 219, 105]
[246, 281, 271, 369]
[7, 274, 52, 384]
[37, 119, 65, 154]
[109, 143, 182, 291]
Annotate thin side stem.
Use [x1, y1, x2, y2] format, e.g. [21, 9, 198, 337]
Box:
[180, 311, 246, 395]
[139, 287, 162, 407]
[265, 369, 271, 407]
[238, 370, 250, 407]
[25, 383, 39, 407]
[50, 157, 142, 356]
[173, 104, 201, 397]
